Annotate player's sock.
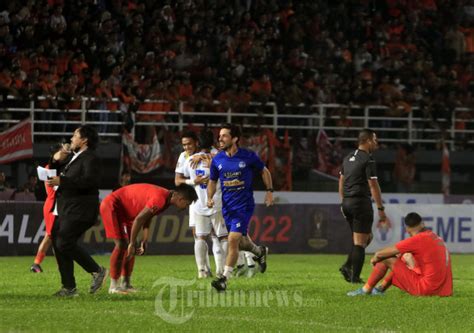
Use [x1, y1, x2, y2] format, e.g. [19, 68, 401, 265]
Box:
[380, 271, 394, 291]
[110, 247, 126, 280]
[351, 245, 365, 281]
[110, 278, 120, 289]
[248, 243, 262, 257]
[205, 244, 211, 273]
[195, 239, 209, 273]
[220, 239, 228, 271]
[211, 236, 224, 275]
[343, 245, 353, 268]
[223, 265, 233, 279]
[34, 251, 46, 265]
[121, 255, 135, 279]
[244, 251, 255, 266]
[363, 262, 388, 292]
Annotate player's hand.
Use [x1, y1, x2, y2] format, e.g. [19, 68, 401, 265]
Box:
[190, 154, 203, 169]
[378, 210, 387, 221]
[126, 243, 136, 260]
[194, 175, 209, 185]
[136, 241, 147, 256]
[264, 191, 274, 207]
[340, 204, 347, 219]
[207, 198, 214, 208]
[370, 255, 378, 266]
[46, 176, 60, 187]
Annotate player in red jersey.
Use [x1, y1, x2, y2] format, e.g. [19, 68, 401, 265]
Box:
[30, 143, 71, 273]
[100, 183, 197, 294]
[348, 212, 453, 296]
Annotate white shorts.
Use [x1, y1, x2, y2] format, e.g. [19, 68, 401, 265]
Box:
[193, 211, 228, 238]
[188, 206, 196, 228]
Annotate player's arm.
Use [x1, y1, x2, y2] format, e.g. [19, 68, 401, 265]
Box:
[207, 179, 217, 208]
[368, 179, 386, 221]
[370, 245, 399, 265]
[338, 174, 344, 201]
[127, 207, 154, 259]
[136, 219, 151, 256]
[175, 172, 192, 186]
[261, 167, 274, 207]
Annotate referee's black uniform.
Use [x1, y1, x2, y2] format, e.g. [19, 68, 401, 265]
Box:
[339, 148, 379, 283]
[340, 149, 377, 234]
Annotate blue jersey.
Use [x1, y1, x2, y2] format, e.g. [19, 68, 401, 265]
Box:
[210, 148, 265, 216]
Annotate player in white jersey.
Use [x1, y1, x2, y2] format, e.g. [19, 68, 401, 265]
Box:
[183, 130, 228, 277]
[175, 131, 212, 276]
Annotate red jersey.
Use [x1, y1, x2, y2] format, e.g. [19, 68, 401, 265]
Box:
[111, 184, 171, 220]
[395, 230, 453, 296]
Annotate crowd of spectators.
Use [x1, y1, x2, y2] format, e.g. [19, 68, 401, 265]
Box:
[0, 0, 473, 142]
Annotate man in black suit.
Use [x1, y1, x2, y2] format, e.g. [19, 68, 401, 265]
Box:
[46, 125, 107, 297]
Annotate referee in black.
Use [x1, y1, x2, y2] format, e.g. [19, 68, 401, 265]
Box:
[338, 129, 386, 283]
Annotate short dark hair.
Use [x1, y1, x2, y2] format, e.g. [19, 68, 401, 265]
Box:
[199, 130, 214, 150]
[358, 128, 376, 144]
[222, 123, 241, 139]
[175, 183, 198, 203]
[77, 125, 99, 150]
[181, 130, 198, 142]
[404, 212, 422, 227]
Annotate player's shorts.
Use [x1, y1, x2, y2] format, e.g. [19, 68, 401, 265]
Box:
[100, 195, 132, 240]
[341, 196, 373, 234]
[392, 258, 425, 296]
[224, 210, 253, 236]
[192, 210, 228, 238]
[188, 206, 196, 228]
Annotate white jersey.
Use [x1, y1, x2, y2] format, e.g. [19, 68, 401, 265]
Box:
[183, 152, 222, 215]
[175, 151, 190, 174]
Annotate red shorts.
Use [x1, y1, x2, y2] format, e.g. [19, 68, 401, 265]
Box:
[392, 258, 426, 295]
[100, 196, 132, 240]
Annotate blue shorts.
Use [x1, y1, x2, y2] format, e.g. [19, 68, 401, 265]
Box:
[224, 210, 253, 236]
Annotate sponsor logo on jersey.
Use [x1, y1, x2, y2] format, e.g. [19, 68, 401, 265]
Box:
[239, 161, 246, 168]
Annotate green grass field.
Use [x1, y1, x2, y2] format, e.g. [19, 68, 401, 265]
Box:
[0, 254, 473, 332]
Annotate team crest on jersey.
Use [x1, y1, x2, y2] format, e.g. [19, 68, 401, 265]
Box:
[239, 161, 246, 168]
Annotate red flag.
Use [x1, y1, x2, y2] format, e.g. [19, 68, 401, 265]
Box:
[441, 143, 450, 196]
[314, 129, 342, 180]
[122, 131, 163, 174]
[0, 118, 33, 164]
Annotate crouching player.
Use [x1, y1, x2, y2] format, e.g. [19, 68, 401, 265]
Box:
[100, 183, 197, 294]
[348, 212, 452, 296]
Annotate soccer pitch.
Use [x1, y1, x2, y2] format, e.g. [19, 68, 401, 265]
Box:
[0, 255, 473, 332]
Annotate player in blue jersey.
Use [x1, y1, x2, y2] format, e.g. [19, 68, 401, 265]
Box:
[207, 124, 274, 292]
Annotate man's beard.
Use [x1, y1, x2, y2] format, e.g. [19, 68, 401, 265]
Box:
[220, 142, 231, 151]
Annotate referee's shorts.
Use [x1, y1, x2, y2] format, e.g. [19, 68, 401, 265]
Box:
[341, 196, 373, 234]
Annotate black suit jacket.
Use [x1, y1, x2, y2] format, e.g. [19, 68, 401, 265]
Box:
[56, 149, 102, 222]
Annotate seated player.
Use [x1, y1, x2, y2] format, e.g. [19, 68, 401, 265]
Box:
[100, 183, 197, 294]
[347, 212, 453, 297]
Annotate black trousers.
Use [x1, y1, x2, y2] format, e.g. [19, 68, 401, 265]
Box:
[52, 216, 100, 289]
